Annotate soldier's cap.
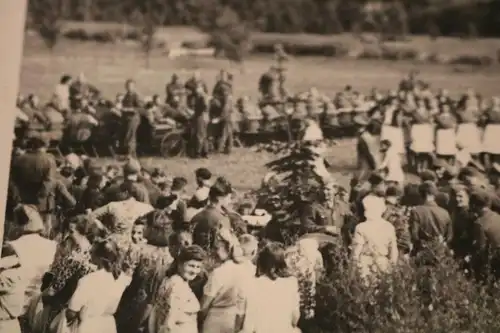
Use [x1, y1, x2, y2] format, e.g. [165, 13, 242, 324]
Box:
[469, 188, 492, 209]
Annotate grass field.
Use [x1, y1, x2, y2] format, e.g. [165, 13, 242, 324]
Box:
[19, 32, 500, 193]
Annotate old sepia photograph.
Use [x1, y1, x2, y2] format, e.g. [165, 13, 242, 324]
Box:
[1, 0, 500, 332]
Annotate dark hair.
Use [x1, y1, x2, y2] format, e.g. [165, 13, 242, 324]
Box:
[60, 75, 72, 84]
[418, 181, 438, 198]
[125, 79, 135, 86]
[401, 183, 422, 206]
[256, 241, 290, 280]
[91, 239, 121, 279]
[420, 170, 437, 183]
[195, 168, 212, 180]
[171, 177, 188, 192]
[469, 189, 492, 210]
[209, 177, 233, 202]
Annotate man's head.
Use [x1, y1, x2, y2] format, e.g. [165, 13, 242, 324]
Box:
[468, 189, 491, 216]
[125, 79, 136, 92]
[458, 166, 484, 188]
[418, 181, 438, 202]
[195, 167, 212, 187]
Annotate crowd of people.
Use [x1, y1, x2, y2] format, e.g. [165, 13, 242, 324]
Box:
[5, 67, 500, 333]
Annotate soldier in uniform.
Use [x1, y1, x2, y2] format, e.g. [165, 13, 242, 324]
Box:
[212, 87, 234, 154]
[64, 98, 99, 152]
[121, 79, 143, 158]
[212, 69, 233, 103]
[189, 82, 211, 158]
[166, 74, 185, 108]
[185, 71, 208, 101]
[69, 73, 100, 110]
[258, 66, 279, 105]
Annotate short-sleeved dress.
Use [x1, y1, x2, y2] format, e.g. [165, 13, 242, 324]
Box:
[246, 276, 301, 333]
[150, 274, 200, 333]
[53, 269, 132, 333]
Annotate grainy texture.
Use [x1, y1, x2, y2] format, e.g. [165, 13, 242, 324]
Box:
[19, 33, 500, 192]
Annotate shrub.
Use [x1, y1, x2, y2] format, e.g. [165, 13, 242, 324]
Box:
[449, 54, 493, 66]
[380, 45, 419, 61]
[314, 245, 500, 333]
[252, 38, 349, 57]
[91, 31, 116, 43]
[63, 28, 90, 41]
[181, 40, 210, 50]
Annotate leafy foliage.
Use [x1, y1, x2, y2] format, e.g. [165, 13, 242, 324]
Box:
[28, 0, 500, 37]
[315, 243, 500, 333]
[29, 0, 63, 50]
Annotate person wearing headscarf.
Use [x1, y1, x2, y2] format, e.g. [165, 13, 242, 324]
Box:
[352, 195, 398, 284]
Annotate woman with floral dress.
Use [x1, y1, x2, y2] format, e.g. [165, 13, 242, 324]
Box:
[40, 215, 97, 333]
[148, 245, 207, 333]
[50, 238, 132, 333]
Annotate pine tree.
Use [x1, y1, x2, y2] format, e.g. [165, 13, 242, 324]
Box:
[256, 141, 348, 245]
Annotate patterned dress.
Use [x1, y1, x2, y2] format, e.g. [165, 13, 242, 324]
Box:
[285, 247, 316, 319]
[43, 247, 96, 330]
[116, 244, 174, 333]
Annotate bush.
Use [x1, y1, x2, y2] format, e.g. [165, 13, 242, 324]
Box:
[91, 31, 116, 43]
[63, 28, 90, 41]
[314, 246, 500, 333]
[253, 39, 349, 57]
[449, 54, 493, 66]
[380, 45, 419, 61]
[181, 40, 210, 49]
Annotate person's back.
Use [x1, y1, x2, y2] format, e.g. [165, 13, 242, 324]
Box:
[192, 206, 230, 250]
[68, 269, 131, 332]
[411, 202, 452, 247]
[251, 276, 300, 333]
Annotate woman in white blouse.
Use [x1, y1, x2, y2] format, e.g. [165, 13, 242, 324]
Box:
[242, 241, 301, 333]
[51, 238, 131, 333]
[352, 195, 399, 285]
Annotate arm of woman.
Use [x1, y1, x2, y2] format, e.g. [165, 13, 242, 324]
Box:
[199, 268, 224, 322]
[66, 276, 89, 325]
[290, 278, 301, 327]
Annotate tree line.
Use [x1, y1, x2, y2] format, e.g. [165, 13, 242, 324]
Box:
[28, 0, 500, 38]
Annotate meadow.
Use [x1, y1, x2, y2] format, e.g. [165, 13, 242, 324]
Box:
[19, 30, 500, 192]
[17, 30, 500, 332]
